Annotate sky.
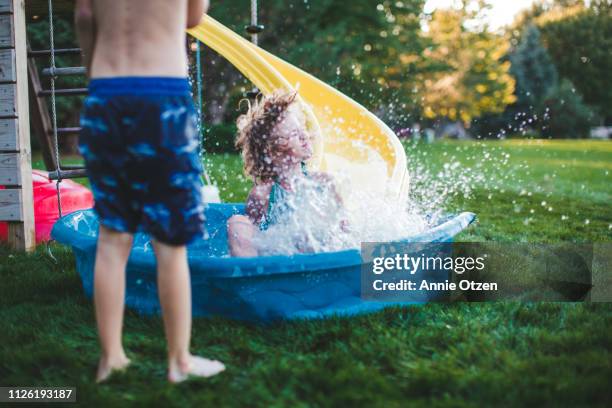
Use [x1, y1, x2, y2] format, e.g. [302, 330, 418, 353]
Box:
[424, 0, 538, 30]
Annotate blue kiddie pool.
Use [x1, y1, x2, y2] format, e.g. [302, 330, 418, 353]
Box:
[52, 204, 475, 321]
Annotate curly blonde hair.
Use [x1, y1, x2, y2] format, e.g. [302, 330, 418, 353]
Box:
[235, 90, 299, 182]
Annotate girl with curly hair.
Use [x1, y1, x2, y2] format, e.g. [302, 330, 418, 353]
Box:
[227, 91, 348, 256]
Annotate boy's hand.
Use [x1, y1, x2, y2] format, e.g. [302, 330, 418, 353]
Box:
[75, 0, 96, 76]
[187, 0, 209, 28]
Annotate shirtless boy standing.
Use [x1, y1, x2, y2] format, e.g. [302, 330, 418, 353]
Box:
[75, 0, 225, 383]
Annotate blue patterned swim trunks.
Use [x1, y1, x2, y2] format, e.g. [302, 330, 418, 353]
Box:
[79, 77, 205, 245]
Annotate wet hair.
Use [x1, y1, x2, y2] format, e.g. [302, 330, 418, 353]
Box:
[235, 90, 299, 182]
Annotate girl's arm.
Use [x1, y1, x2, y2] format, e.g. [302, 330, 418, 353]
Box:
[311, 172, 344, 207]
[245, 182, 273, 226]
[311, 172, 350, 232]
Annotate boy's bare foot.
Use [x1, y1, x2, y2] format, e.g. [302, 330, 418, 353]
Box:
[168, 355, 225, 383]
[96, 354, 131, 383]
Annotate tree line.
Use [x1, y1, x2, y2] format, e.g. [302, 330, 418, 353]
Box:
[27, 0, 611, 150]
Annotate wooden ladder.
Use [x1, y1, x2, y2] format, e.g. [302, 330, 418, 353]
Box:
[27, 44, 87, 179]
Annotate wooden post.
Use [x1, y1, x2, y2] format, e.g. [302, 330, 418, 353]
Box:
[0, 0, 35, 251]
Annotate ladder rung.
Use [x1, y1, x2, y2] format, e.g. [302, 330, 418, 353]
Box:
[60, 164, 86, 170]
[49, 127, 82, 135]
[245, 24, 265, 34]
[48, 169, 88, 180]
[29, 48, 82, 57]
[39, 88, 88, 96]
[42, 66, 87, 77]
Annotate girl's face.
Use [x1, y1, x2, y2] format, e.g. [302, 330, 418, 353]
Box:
[272, 104, 313, 162]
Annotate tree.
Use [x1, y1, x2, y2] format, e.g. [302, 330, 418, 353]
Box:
[539, 78, 598, 137]
[478, 23, 561, 138]
[473, 0, 605, 138]
[204, 0, 430, 127]
[537, 1, 612, 122]
[505, 22, 599, 138]
[509, 25, 558, 110]
[420, 5, 516, 125]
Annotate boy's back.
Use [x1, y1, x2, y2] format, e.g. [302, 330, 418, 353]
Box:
[89, 0, 200, 78]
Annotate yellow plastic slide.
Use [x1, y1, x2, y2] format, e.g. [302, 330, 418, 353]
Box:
[187, 16, 409, 200]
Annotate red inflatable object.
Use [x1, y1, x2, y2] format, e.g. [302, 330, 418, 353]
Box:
[0, 170, 94, 243]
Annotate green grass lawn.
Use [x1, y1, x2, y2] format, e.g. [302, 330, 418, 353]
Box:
[2, 139, 611, 407]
